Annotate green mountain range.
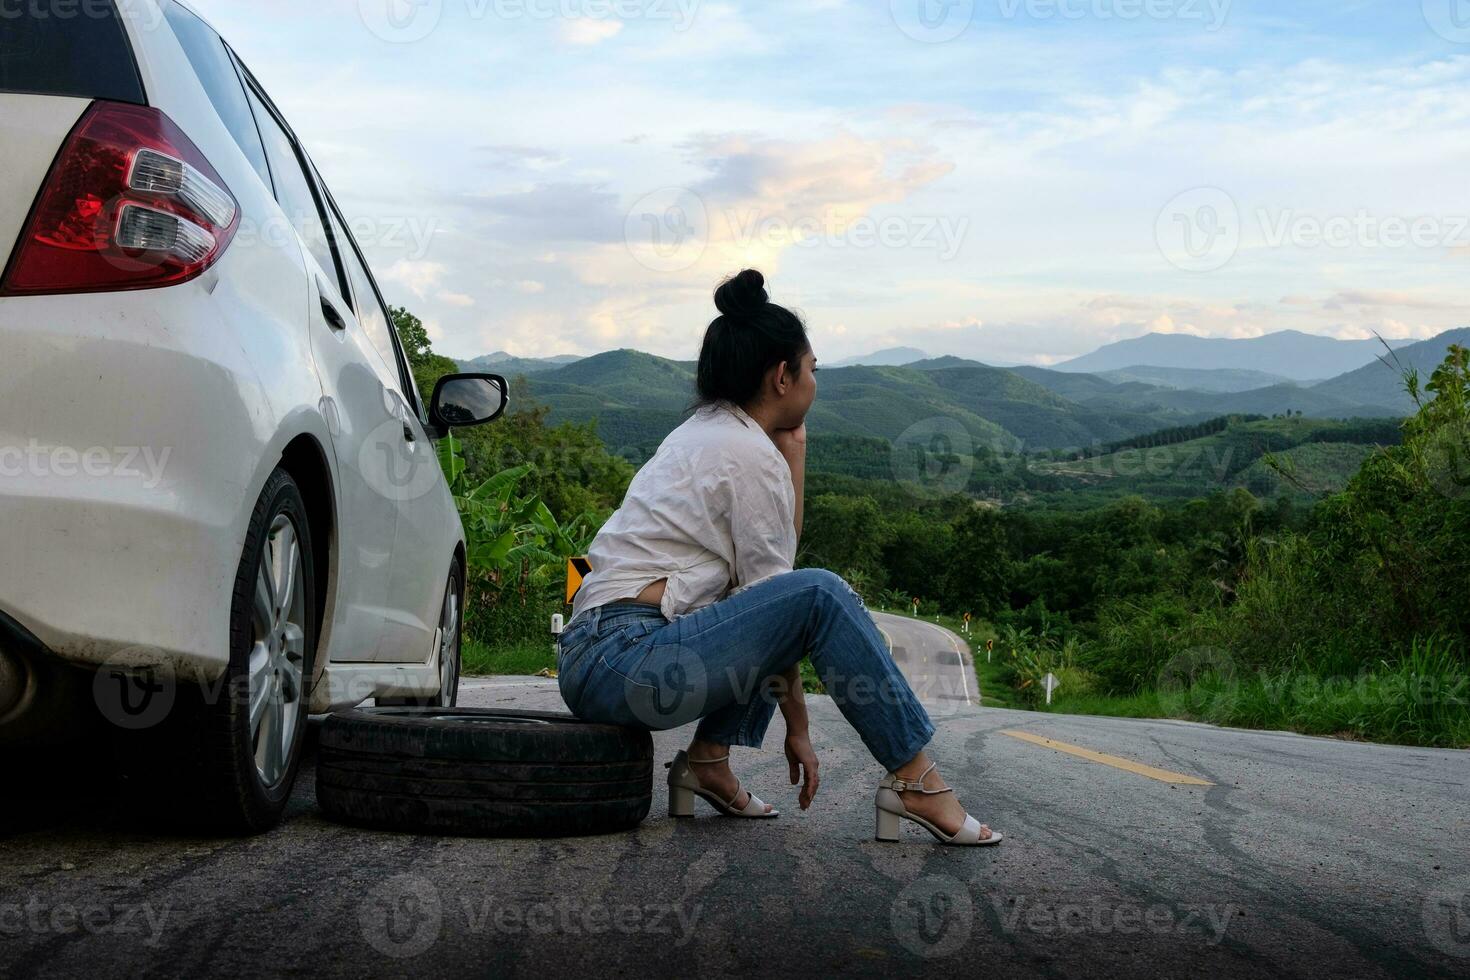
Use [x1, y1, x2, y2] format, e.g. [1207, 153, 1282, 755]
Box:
[506, 329, 1468, 462]
[1056, 329, 1412, 381]
[1312, 327, 1470, 415]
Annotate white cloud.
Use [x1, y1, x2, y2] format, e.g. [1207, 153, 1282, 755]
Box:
[381, 260, 447, 300]
[191, 0, 1470, 365]
[558, 18, 624, 45]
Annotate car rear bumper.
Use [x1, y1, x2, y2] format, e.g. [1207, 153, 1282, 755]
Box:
[0, 276, 318, 690]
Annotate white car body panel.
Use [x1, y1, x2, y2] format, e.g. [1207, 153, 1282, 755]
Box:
[0, 0, 469, 711]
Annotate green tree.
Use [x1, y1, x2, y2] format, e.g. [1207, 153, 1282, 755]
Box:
[940, 506, 1011, 616]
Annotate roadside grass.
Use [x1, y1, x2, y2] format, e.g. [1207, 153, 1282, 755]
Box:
[462, 637, 555, 677]
[1037, 641, 1470, 749]
[876, 611, 1469, 747]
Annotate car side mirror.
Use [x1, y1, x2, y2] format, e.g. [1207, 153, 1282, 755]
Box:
[427, 374, 508, 437]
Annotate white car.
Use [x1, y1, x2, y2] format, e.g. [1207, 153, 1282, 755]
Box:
[0, 0, 505, 831]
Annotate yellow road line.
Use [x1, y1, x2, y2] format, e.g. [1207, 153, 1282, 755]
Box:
[1001, 730, 1212, 786]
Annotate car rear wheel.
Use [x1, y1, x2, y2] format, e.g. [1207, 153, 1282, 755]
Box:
[158, 467, 317, 834]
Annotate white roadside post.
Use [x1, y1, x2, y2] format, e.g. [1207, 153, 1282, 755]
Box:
[1043, 672, 1060, 706]
[551, 613, 564, 659]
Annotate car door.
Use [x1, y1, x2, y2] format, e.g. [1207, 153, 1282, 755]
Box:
[240, 71, 399, 663]
[318, 189, 447, 664]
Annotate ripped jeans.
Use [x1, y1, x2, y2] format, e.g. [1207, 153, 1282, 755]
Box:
[556, 568, 935, 772]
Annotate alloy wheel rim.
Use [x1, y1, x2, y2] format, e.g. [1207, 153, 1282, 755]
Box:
[439, 581, 460, 705]
[248, 513, 307, 789]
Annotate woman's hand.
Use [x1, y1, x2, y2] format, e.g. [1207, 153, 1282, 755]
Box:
[771, 423, 807, 459]
[785, 731, 820, 810]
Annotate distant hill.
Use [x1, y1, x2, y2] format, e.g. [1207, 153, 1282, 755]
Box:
[1141, 383, 1401, 419]
[1032, 417, 1404, 502]
[1058, 330, 1408, 381]
[522, 351, 1185, 457]
[1312, 328, 1470, 415]
[1008, 365, 1391, 419]
[459, 351, 582, 376]
[1097, 365, 1295, 393]
[830, 347, 929, 368]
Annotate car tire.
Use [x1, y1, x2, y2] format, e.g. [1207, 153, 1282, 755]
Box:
[316, 707, 653, 837]
[376, 565, 461, 709]
[153, 467, 317, 834]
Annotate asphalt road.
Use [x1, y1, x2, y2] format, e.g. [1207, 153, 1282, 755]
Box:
[3, 621, 1468, 979]
[873, 611, 979, 710]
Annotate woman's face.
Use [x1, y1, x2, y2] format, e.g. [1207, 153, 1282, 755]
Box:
[778, 350, 819, 427]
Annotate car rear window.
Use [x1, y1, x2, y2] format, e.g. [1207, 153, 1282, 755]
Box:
[0, 1, 145, 103]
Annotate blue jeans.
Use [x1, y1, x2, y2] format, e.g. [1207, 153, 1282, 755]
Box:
[556, 568, 935, 772]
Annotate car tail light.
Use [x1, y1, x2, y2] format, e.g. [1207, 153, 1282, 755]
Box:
[0, 102, 240, 297]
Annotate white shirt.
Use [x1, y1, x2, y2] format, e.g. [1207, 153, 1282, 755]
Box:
[571, 404, 798, 622]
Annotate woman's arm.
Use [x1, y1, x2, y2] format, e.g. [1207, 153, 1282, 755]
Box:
[771, 424, 806, 540]
[777, 664, 820, 809]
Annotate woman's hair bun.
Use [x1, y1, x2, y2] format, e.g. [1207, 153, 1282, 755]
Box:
[714, 269, 769, 320]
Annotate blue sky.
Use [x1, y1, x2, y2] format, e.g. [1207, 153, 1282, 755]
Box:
[190, 0, 1470, 365]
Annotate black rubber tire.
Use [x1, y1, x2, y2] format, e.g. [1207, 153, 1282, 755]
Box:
[158, 468, 316, 834]
[316, 707, 653, 837]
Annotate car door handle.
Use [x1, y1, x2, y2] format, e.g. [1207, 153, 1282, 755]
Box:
[317, 280, 347, 331]
[402, 421, 417, 444]
[320, 296, 347, 331]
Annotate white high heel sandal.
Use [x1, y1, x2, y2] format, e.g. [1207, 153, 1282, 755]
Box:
[875, 763, 1002, 846]
[666, 750, 778, 819]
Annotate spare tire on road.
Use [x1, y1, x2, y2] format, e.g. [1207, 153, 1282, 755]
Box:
[316, 707, 653, 837]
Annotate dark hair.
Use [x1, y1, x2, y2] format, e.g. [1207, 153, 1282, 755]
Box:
[695, 270, 810, 409]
